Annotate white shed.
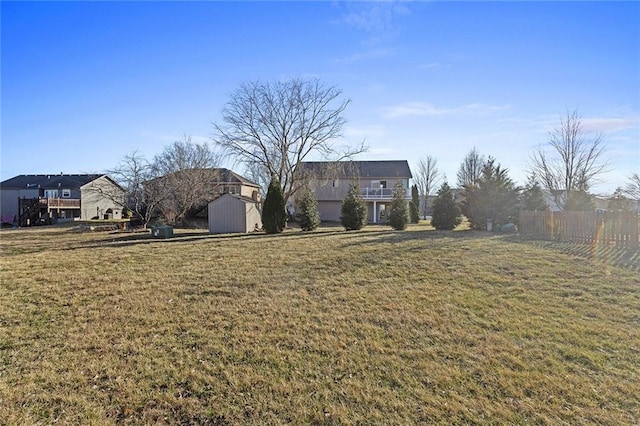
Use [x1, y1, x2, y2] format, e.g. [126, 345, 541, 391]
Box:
[208, 193, 262, 234]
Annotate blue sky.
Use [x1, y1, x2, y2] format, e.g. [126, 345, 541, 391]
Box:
[2, 1, 639, 194]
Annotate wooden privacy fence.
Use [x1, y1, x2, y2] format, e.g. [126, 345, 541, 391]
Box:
[519, 211, 639, 248]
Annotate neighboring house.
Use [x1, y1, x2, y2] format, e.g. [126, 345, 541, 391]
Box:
[148, 168, 261, 199]
[300, 160, 413, 223]
[145, 167, 261, 222]
[0, 174, 124, 226]
[208, 193, 262, 234]
[215, 168, 261, 200]
[539, 189, 640, 213]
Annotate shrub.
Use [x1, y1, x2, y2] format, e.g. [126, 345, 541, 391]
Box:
[388, 184, 409, 230]
[521, 175, 548, 211]
[460, 157, 520, 229]
[431, 182, 462, 230]
[409, 201, 420, 224]
[341, 182, 367, 230]
[297, 190, 321, 231]
[262, 177, 286, 234]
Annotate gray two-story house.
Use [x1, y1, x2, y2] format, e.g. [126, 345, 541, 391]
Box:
[299, 160, 413, 223]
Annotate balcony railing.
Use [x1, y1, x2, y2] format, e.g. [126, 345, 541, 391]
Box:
[39, 197, 81, 208]
[361, 187, 410, 199]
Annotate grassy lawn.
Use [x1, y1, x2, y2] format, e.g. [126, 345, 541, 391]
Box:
[1, 223, 638, 424]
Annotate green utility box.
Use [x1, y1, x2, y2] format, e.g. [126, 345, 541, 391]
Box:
[151, 225, 173, 238]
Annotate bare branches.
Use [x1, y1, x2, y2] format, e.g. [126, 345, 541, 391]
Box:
[625, 172, 640, 201]
[530, 110, 609, 210]
[415, 156, 441, 218]
[213, 77, 365, 200]
[152, 136, 223, 224]
[457, 147, 485, 188]
[108, 151, 165, 228]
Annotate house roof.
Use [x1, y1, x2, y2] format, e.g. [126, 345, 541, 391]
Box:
[216, 168, 260, 187]
[148, 168, 260, 188]
[300, 160, 413, 179]
[0, 174, 105, 190]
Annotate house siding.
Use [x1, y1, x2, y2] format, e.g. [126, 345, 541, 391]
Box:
[1, 188, 40, 223]
[80, 176, 125, 220]
[316, 201, 343, 222]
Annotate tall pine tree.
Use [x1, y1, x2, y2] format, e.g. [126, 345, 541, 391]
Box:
[262, 177, 286, 234]
[521, 174, 548, 211]
[297, 189, 321, 231]
[341, 182, 367, 230]
[410, 184, 420, 223]
[460, 157, 520, 229]
[431, 182, 462, 230]
[388, 184, 409, 230]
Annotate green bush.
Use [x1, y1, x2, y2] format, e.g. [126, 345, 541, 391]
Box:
[262, 177, 286, 234]
[431, 182, 462, 230]
[409, 201, 420, 224]
[297, 190, 321, 231]
[341, 182, 367, 231]
[388, 184, 409, 230]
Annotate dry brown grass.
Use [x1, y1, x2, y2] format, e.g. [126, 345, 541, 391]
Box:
[1, 223, 638, 424]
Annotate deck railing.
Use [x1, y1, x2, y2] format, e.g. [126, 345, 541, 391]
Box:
[39, 197, 81, 208]
[361, 187, 410, 199]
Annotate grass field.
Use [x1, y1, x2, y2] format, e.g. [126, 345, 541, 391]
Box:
[1, 223, 638, 424]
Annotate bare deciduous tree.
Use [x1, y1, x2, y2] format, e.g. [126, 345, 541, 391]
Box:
[457, 147, 485, 188]
[530, 110, 608, 211]
[151, 136, 223, 224]
[414, 156, 440, 218]
[625, 172, 640, 201]
[212, 77, 366, 201]
[107, 151, 167, 228]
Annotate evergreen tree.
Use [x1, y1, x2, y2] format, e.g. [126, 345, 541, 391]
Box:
[341, 182, 367, 230]
[564, 188, 595, 211]
[409, 201, 420, 224]
[262, 177, 286, 234]
[608, 188, 631, 212]
[388, 184, 409, 230]
[431, 182, 462, 230]
[410, 184, 420, 223]
[521, 174, 548, 211]
[297, 189, 321, 231]
[460, 157, 520, 229]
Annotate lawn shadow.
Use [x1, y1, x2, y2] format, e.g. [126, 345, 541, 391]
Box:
[66, 226, 354, 250]
[64, 224, 485, 251]
[337, 228, 491, 249]
[502, 236, 640, 274]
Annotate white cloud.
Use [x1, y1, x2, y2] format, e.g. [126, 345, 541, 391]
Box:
[382, 101, 511, 118]
[581, 116, 640, 133]
[334, 1, 411, 33]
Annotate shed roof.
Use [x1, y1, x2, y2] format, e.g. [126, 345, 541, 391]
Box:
[209, 192, 260, 206]
[300, 160, 412, 179]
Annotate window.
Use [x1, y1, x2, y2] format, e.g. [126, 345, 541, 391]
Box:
[332, 179, 339, 187]
[62, 189, 71, 198]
